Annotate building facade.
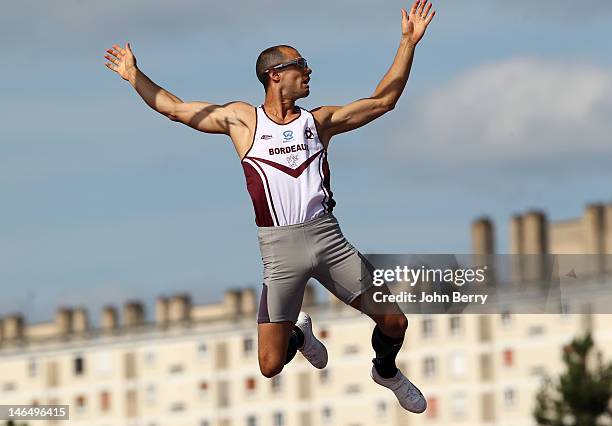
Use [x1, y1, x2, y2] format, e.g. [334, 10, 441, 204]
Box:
[2, 203, 612, 426]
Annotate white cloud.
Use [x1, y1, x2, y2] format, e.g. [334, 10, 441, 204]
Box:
[393, 57, 612, 168]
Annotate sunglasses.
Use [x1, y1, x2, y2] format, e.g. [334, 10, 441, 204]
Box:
[266, 57, 308, 72]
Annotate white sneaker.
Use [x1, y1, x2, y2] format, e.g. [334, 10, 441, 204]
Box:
[371, 366, 427, 413]
[295, 312, 328, 369]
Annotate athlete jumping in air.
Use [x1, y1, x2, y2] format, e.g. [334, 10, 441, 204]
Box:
[104, 0, 435, 413]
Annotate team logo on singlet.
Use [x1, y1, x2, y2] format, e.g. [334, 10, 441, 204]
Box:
[260, 134, 273, 140]
[286, 154, 299, 168]
[304, 127, 314, 139]
[282, 130, 294, 143]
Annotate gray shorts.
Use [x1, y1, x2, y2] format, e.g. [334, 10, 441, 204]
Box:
[257, 213, 375, 323]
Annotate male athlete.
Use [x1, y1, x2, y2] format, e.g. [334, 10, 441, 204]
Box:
[104, 0, 435, 413]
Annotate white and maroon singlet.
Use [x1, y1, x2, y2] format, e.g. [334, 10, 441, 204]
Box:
[241, 105, 335, 227]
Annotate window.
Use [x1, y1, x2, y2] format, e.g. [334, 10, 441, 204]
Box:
[376, 401, 387, 417]
[322, 406, 333, 424]
[243, 337, 254, 355]
[298, 372, 311, 400]
[74, 355, 85, 376]
[100, 391, 111, 411]
[300, 412, 312, 426]
[2, 382, 16, 392]
[422, 318, 434, 338]
[47, 361, 60, 387]
[246, 416, 257, 426]
[503, 349, 514, 367]
[245, 377, 256, 392]
[273, 411, 284, 426]
[170, 402, 185, 412]
[169, 364, 184, 375]
[319, 369, 330, 384]
[198, 381, 209, 399]
[28, 358, 38, 377]
[215, 343, 228, 370]
[126, 390, 137, 418]
[271, 375, 282, 392]
[218, 381, 230, 408]
[75, 395, 86, 413]
[146, 384, 157, 404]
[427, 397, 438, 418]
[480, 354, 493, 381]
[124, 352, 137, 380]
[449, 352, 466, 379]
[450, 392, 466, 417]
[424, 357, 436, 378]
[528, 326, 545, 336]
[530, 366, 547, 383]
[143, 351, 156, 365]
[343, 344, 360, 355]
[345, 384, 361, 394]
[96, 352, 113, 375]
[449, 316, 462, 336]
[197, 342, 208, 358]
[504, 388, 516, 408]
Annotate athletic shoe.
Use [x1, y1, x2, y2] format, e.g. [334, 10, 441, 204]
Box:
[295, 312, 328, 369]
[371, 366, 427, 413]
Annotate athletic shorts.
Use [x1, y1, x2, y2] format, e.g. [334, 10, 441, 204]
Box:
[256, 213, 375, 323]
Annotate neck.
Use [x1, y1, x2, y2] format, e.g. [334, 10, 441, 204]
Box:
[263, 92, 297, 121]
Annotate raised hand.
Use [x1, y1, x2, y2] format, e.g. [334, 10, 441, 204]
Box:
[401, 0, 435, 46]
[104, 43, 137, 81]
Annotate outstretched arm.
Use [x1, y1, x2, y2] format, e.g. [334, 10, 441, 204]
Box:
[312, 0, 435, 145]
[103, 43, 249, 135]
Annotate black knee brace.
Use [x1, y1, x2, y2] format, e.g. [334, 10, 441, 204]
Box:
[284, 326, 304, 365]
[371, 325, 404, 378]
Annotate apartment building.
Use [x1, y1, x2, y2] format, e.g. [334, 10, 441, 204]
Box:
[1, 202, 612, 426]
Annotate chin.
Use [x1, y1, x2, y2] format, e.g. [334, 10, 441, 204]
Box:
[293, 88, 310, 101]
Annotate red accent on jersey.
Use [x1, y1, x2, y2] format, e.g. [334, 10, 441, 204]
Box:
[242, 161, 276, 227]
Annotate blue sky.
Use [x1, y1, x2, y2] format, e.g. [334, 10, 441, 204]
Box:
[2, 0, 612, 322]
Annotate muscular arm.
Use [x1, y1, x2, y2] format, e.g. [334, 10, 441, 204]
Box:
[127, 65, 249, 134]
[125, 67, 182, 116]
[105, 43, 249, 135]
[313, 1, 435, 144]
[312, 38, 417, 143]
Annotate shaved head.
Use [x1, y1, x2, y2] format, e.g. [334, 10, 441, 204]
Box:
[256, 45, 298, 90]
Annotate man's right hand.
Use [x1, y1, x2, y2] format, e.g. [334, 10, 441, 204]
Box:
[104, 43, 137, 82]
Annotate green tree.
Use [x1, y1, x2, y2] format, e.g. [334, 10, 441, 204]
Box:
[534, 333, 612, 426]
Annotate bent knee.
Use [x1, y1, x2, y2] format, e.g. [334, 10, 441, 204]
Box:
[397, 315, 409, 332]
[259, 363, 284, 378]
[258, 356, 285, 378]
[379, 314, 408, 335]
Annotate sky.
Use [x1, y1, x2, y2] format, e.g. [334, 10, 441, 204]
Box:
[1, 0, 611, 323]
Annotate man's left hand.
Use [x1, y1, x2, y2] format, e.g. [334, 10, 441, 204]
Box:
[401, 0, 435, 46]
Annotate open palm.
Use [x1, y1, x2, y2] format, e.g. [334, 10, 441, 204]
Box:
[104, 43, 137, 81]
[402, 0, 435, 45]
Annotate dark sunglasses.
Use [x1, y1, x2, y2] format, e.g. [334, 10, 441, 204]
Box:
[266, 57, 308, 72]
